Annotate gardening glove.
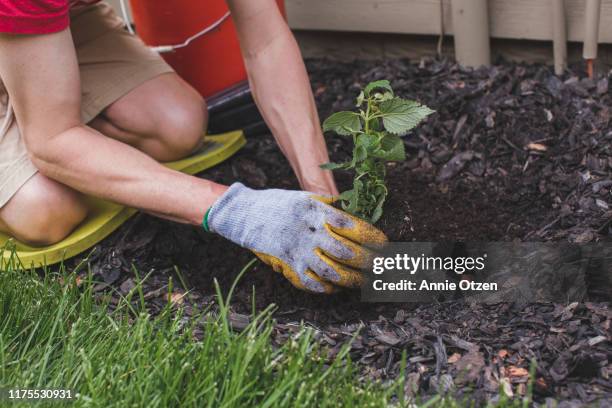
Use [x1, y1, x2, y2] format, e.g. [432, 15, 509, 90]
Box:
[205, 183, 387, 294]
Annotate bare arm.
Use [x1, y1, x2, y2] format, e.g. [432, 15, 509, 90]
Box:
[0, 29, 226, 225]
[227, 0, 338, 196]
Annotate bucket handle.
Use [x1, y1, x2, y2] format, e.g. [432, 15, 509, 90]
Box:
[119, 0, 231, 54]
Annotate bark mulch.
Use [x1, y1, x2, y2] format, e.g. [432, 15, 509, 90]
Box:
[70, 58, 611, 406]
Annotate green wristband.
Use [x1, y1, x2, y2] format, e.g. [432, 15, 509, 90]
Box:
[202, 207, 212, 232]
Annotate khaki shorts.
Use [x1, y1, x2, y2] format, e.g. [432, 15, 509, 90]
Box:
[0, 2, 174, 208]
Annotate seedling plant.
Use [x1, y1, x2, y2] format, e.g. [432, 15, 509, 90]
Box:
[321, 80, 434, 223]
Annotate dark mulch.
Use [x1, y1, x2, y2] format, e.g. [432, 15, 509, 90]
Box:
[71, 58, 611, 405]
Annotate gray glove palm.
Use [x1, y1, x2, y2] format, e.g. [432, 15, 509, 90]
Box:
[206, 183, 387, 293]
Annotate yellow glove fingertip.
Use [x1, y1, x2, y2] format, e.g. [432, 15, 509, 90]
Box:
[252, 251, 337, 294]
[314, 248, 365, 288]
[311, 194, 337, 205]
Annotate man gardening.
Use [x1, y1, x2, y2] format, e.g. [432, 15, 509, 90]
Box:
[0, 0, 386, 293]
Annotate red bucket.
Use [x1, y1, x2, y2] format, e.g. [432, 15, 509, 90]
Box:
[129, 0, 286, 98]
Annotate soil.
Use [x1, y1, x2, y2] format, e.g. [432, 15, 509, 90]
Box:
[70, 58, 611, 406]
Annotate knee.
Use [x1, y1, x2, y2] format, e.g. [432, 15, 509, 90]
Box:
[14, 186, 87, 247]
[154, 94, 208, 161]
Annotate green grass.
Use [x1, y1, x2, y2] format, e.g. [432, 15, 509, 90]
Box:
[0, 249, 532, 407]
[0, 253, 398, 407]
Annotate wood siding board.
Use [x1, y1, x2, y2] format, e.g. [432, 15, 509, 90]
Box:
[286, 0, 451, 35]
[287, 0, 612, 43]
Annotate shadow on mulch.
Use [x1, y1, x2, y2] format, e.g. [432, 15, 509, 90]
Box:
[71, 58, 611, 406]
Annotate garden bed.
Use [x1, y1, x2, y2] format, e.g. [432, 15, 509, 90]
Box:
[75, 58, 611, 405]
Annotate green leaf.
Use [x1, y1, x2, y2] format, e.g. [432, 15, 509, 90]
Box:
[322, 111, 362, 136]
[364, 80, 393, 97]
[356, 91, 365, 107]
[383, 91, 394, 101]
[353, 144, 368, 163]
[355, 159, 373, 176]
[356, 133, 377, 151]
[338, 190, 354, 202]
[320, 162, 351, 170]
[371, 134, 406, 161]
[375, 91, 394, 102]
[342, 179, 362, 215]
[369, 118, 382, 132]
[370, 193, 387, 223]
[373, 183, 387, 196]
[378, 98, 434, 136]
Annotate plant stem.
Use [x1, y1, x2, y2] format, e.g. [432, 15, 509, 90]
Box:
[364, 98, 372, 134]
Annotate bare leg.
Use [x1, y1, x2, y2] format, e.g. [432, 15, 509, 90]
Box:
[0, 74, 209, 245]
[89, 73, 207, 162]
[0, 174, 87, 246]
